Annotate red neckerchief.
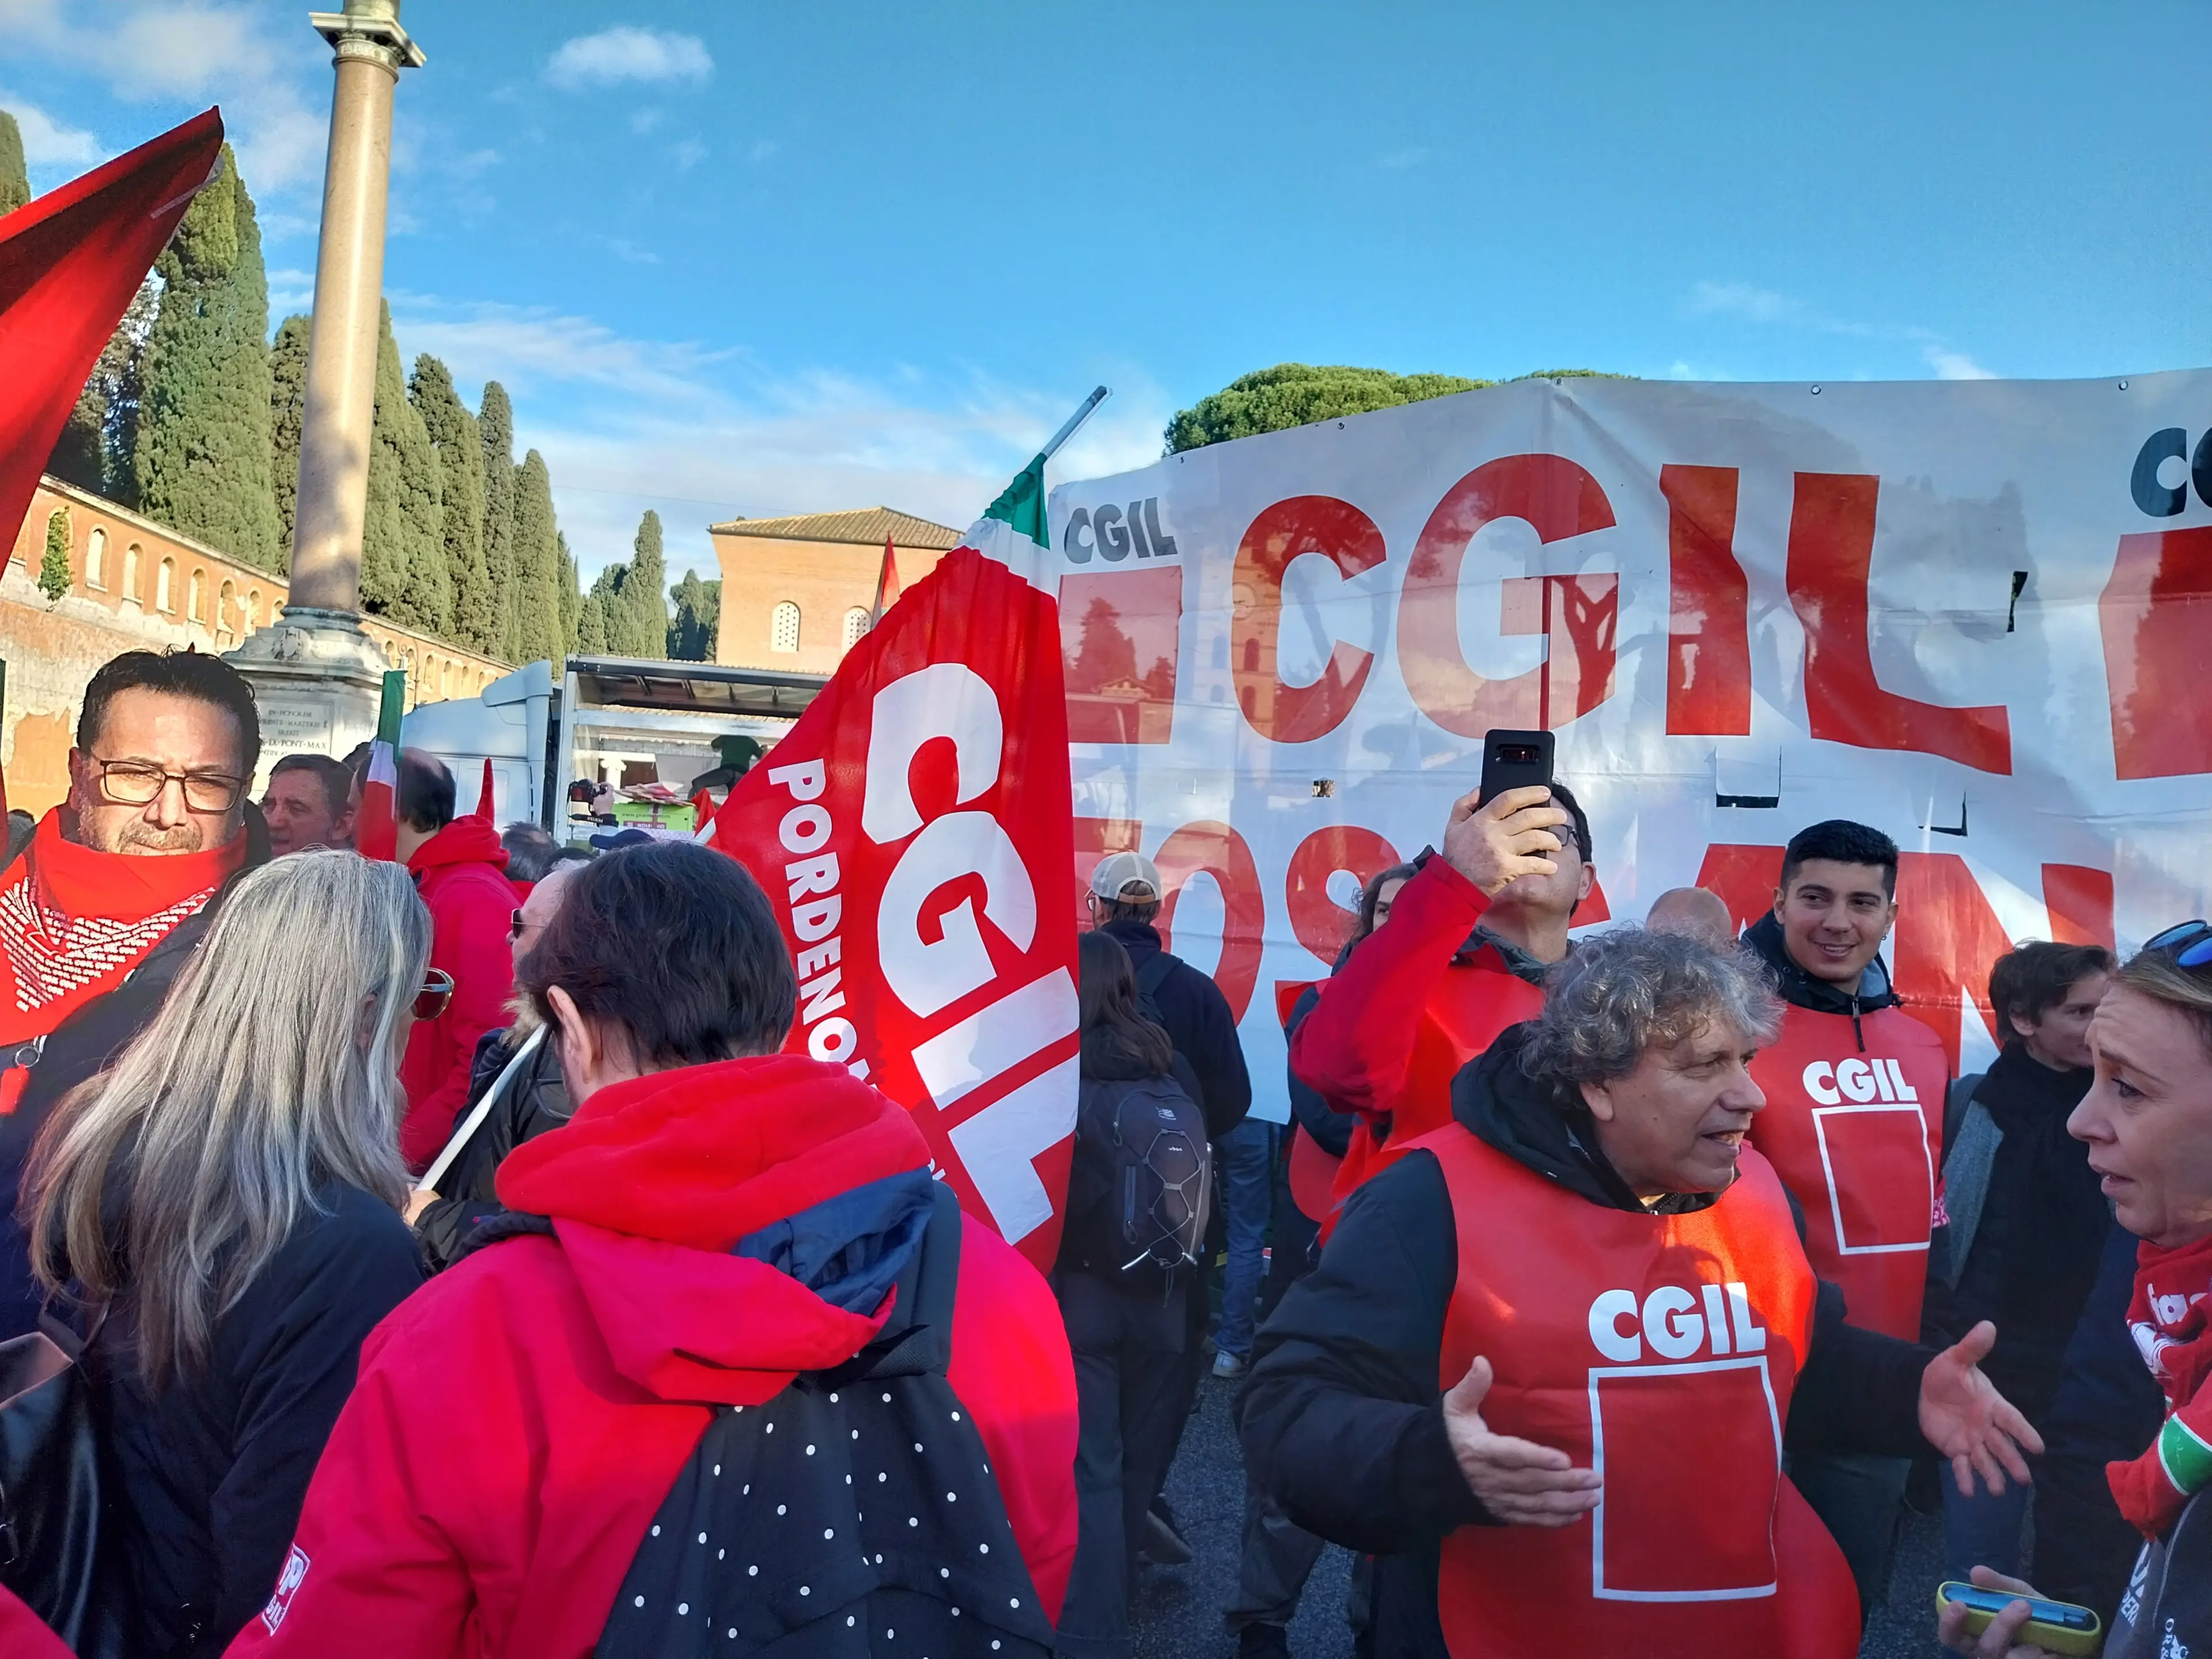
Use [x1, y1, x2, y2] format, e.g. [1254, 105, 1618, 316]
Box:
[2107, 1230, 2212, 1537]
[0, 809, 244, 1071]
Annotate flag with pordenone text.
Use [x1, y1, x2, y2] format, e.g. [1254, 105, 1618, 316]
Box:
[707, 458, 1078, 1268]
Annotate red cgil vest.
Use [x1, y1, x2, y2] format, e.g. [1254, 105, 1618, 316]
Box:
[1420, 1124, 1859, 1659]
[1327, 954, 1545, 1218]
[1745, 1001, 1948, 1341]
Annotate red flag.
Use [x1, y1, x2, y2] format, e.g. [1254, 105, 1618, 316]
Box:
[709, 545, 1075, 1267]
[687, 787, 715, 837]
[475, 757, 497, 820]
[870, 535, 903, 625]
[0, 109, 224, 571]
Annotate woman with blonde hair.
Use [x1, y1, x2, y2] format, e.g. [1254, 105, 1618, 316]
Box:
[21, 850, 435, 1657]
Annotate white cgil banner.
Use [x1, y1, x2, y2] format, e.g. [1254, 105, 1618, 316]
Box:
[1047, 370, 2212, 1123]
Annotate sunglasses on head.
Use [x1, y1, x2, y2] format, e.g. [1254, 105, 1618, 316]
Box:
[2143, 921, 2212, 969]
[413, 968, 455, 1021]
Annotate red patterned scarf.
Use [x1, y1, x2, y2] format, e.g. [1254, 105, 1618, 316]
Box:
[0, 809, 244, 1067]
[2108, 1229, 2212, 1538]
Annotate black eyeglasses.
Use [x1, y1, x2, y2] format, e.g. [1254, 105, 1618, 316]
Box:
[89, 756, 246, 813]
[509, 910, 527, 942]
[2144, 921, 2212, 969]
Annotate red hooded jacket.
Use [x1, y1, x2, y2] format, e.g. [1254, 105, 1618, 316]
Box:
[224, 1055, 1078, 1659]
[399, 817, 516, 1169]
[1290, 858, 1547, 1218]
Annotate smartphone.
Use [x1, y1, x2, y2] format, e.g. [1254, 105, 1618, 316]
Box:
[1934, 1582, 2102, 1656]
[1478, 729, 1555, 805]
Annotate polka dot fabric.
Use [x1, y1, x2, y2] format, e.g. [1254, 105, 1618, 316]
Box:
[592, 1190, 1054, 1658]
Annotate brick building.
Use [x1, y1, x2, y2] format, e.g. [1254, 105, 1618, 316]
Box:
[708, 506, 963, 676]
[3, 474, 506, 815]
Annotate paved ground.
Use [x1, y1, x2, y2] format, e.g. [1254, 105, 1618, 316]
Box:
[1131, 1371, 1946, 1659]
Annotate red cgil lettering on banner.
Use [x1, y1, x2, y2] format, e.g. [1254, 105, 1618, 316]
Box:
[2041, 863, 2116, 952]
[1662, 464, 1752, 737]
[1397, 453, 1618, 737]
[1152, 819, 1266, 1023]
[1499, 573, 1619, 726]
[2098, 524, 2212, 780]
[1282, 824, 1402, 969]
[1060, 567, 1183, 745]
[1692, 844, 1785, 939]
[1231, 496, 1387, 744]
[1785, 473, 2013, 775]
[1891, 851, 2012, 1075]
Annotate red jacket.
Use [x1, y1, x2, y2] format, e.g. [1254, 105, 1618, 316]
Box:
[399, 818, 516, 1170]
[1289, 858, 1547, 1213]
[225, 1055, 1078, 1659]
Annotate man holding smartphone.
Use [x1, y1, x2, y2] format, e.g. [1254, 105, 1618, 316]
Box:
[1290, 772, 1594, 1221]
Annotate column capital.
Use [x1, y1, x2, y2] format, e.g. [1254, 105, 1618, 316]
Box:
[309, 8, 425, 71]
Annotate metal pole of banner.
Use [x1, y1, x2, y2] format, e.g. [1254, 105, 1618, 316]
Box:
[1039, 385, 1111, 466]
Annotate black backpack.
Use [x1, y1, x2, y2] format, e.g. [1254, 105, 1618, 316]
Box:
[1075, 1073, 1211, 1286]
[1132, 950, 1178, 1032]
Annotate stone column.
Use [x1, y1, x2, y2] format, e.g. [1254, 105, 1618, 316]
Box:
[228, 2, 423, 777]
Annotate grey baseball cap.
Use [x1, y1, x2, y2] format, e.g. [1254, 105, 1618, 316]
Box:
[1089, 850, 1164, 903]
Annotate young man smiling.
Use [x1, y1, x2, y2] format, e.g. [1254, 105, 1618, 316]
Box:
[1741, 818, 1950, 1617]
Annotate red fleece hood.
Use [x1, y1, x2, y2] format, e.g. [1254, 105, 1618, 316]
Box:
[495, 1055, 934, 1406]
[407, 814, 509, 876]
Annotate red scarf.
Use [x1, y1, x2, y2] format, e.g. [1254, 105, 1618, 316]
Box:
[0, 809, 244, 1065]
[2108, 1229, 2212, 1538]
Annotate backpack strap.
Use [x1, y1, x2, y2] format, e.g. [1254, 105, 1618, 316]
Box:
[1943, 1072, 1986, 1158]
[1134, 950, 1179, 1001]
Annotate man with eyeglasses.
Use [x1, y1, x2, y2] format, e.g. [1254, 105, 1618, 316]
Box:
[0, 648, 270, 1337]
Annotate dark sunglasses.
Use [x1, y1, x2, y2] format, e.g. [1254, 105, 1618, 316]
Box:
[413, 968, 455, 1021]
[2143, 920, 2212, 969]
[509, 909, 526, 942]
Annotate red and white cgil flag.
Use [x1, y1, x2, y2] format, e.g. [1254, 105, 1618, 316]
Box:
[707, 456, 1077, 1267]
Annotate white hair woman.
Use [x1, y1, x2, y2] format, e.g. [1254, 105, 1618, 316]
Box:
[21, 850, 436, 1657]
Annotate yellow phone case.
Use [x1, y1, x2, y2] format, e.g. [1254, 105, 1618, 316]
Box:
[1934, 1584, 2103, 1656]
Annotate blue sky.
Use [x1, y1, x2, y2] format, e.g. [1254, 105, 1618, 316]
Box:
[5, 1, 2208, 584]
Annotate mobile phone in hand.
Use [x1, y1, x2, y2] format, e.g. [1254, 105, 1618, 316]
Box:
[1935, 1582, 2102, 1656]
[1478, 729, 1554, 805]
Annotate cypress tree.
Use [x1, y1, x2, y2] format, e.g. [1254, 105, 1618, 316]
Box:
[622, 510, 669, 657]
[132, 142, 282, 571]
[576, 589, 609, 654]
[0, 110, 28, 216]
[509, 449, 563, 663]
[49, 279, 159, 504]
[409, 353, 494, 652]
[668, 570, 721, 660]
[361, 301, 447, 633]
[556, 530, 580, 654]
[39, 509, 71, 603]
[478, 383, 517, 658]
[268, 313, 310, 566]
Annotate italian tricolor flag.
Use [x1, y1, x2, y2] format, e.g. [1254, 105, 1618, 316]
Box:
[959, 450, 1053, 588]
[354, 670, 406, 863]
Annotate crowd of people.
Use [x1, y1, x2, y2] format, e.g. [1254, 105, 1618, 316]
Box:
[0, 642, 2205, 1659]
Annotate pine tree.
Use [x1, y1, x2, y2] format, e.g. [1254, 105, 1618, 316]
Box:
[360, 302, 448, 632]
[621, 509, 669, 657]
[268, 313, 310, 566]
[409, 353, 494, 652]
[39, 509, 71, 603]
[668, 569, 721, 660]
[508, 449, 564, 664]
[478, 383, 517, 658]
[0, 110, 28, 216]
[556, 530, 580, 654]
[49, 278, 159, 503]
[132, 142, 282, 571]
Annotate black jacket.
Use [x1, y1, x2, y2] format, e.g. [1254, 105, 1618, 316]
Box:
[1924, 1044, 2108, 1425]
[0, 810, 272, 1339]
[89, 1181, 425, 1657]
[1099, 918, 1252, 1139]
[410, 1023, 572, 1271]
[1742, 910, 1903, 1038]
[1236, 1027, 1933, 1659]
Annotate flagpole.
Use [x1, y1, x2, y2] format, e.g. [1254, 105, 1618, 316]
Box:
[1038, 385, 1110, 467]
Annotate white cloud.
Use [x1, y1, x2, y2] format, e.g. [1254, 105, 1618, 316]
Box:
[0, 93, 101, 166]
[1923, 344, 1996, 380]
[746, 138, 780, 166]
[547, 28, 713, 90]
[630, 107, 665, 135]
[0, 3, 330, 198]
[382, 296, 1170, 584]
[607, 238, 661, 266]
[671, 138, 707, 171]
[1688, 280, 1805, 326]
